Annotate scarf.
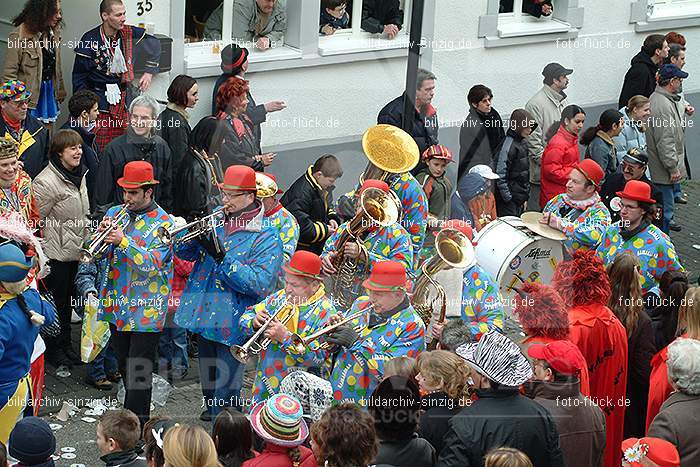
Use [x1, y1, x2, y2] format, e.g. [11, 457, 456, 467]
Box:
[128, 199, 157, 221]
[224, 200, 261, 235]
[166, 102, 189, 121]
[477, 109, 504, 152]
[2, 112, 22, 138]
[557, 192, 601, 218]
[50, 154, 85, 189]
[264, 200, 283, 217]
[620, 218, 650, 241]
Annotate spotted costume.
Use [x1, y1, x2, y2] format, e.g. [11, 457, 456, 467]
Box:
[239, 286, 337, 402]
[543, 193, 611, 252]
[596, 222, 683, 294]
[330, 296, 425, 404]
[265, 202, 299, 288]
[460, 264, 504, 339]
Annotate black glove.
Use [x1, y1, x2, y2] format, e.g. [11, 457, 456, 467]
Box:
[325, 324, 358, 349]
[197, 233, 225, 263]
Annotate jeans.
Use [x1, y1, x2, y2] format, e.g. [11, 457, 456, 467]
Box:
[87, 339, 119, 381]
[110, 326, 161, 428]
[673, 182, 682, 199]
[198, 336, 245, 417]
[158, 312, 189, 375]
[654, 183, 675, 234]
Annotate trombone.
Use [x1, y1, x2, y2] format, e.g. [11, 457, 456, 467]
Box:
[156, 207, 225, 246]
[230, 303, 295, 363]
[80, 204, 131, 263]
[289, 309, 367, 353]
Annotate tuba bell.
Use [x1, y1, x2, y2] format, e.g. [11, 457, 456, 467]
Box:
[330, 186, 400, 309]
[412, 226, 475, 348]
[359, 124, 420, 184]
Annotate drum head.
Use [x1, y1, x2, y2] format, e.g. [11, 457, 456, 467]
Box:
[520, 212, 567, 241]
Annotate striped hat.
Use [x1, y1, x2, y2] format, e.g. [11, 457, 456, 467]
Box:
[0, 138, 19, 160]
[456, 330, 533, 387]
[249, 394, 309, 447]
[421, 144, 453, 162]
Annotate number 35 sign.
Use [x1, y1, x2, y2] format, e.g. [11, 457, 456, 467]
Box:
[137, 0, 153, 15]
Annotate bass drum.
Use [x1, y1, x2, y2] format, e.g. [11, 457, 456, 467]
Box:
[473, 217, 564, 316]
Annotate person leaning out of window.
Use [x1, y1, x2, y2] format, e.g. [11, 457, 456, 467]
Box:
[361, 0, 402, 39]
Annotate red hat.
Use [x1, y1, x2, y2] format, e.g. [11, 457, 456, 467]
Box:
[574, 159, 605, 187]
[220, 165, 257, 192]
[283, 251, 322, 280]
[527, 340, 583, 376]
[616, 180, 656, 204]
[362, 261, 407, 291]
[422, 144, 454, 162]
[117, 161, 160, 189]
[359, 179, 390, 194]
[621, 437, 680, 467]
[442, 219, 474, 241]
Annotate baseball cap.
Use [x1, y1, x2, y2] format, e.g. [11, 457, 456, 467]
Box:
[542, 63, 573, 80]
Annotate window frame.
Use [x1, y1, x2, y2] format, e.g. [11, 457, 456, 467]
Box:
[171, 0, 434, 78]
[630, 0, 700, 31]
[478, 0, 584, 48]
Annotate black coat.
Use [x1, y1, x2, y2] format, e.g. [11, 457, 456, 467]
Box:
[158, 106, 191, 178]
[0, 113, 49, 179]
[417, 392, 462, 457]
[361, 0, 402, 33]
[61, 118, 100, 211]
[438, 388, 565, 467]
[93, 130, 173, 218]
[600, 172, 664, 229]
[494, 129, 530, 205]
[213, 73, 267, 154]
[374, 434, 436, 467]
[174, 148, 224, 221]
[378, 93, 439, 159]
[280, 166, 339, 255]
[457, 107, 505, 181]
[618, 50, 659, 108]
[625, 311, 655, 438]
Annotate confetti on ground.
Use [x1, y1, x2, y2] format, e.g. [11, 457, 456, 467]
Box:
[61, 447, 76, 453]
[56, 366, 71, 378]
[81, 417, 96, 423]
[692, 244, 700, 250]
[49, 423, 63, 431]
[61, 453, 77, 460]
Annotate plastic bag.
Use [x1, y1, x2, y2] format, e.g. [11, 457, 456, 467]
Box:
[80, 294, 110, 363]
[117, 374, 173, 407]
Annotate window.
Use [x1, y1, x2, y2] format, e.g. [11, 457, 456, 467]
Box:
[630, 0, 700, 31]
[318, 0, 412, 56]
[478, 0, 583, 47]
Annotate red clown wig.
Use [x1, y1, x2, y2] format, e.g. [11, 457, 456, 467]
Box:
[513, 282, 569, 340]
[215, 77, 250, 116]
[552, 250, 612, 308]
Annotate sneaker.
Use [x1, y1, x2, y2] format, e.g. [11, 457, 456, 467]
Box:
[106, 372, 122, 382]
[71, 309, 82, 323]
[86, 378, 113, 390]
[199, 410, 212, 422]
[669, 221, 682, 232]
[675, 195, 688, 204]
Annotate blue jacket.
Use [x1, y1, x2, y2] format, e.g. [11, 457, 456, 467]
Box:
[175, 204, 284, 346]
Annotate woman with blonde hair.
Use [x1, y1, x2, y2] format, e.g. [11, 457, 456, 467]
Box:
[163, 424, 222, 467]
[607, 251, 655, 437]
[647, 287, 700, 432]
[415, 350, 472, 456]
[614, 95, 651, 164]
[484, 447, 533, 467]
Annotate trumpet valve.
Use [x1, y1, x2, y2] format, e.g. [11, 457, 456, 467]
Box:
[230, 345, 248, 363]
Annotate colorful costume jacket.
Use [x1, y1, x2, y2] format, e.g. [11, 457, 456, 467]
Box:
[322, 222, 413, 307]
[0, 289, 56, 443]
[239, 286, 338, 402]
[0, 171, 39, 230]
[175, 205, 284, 347]
[330, 296, 425, 404]
[568, 303, 628, 467]
[597, 222, 683, 294]
[97, 204, 173, 332]
[543, 193, 611, 252]
[265, 203, 299, 289]
[461, 264, 504, 339]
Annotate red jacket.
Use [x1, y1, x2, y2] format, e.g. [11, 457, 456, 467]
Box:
[540, 125, 581, 209]
[568, 303, 628, 467]
[645, 335, 689, 433]
[242, 444, 317, 467]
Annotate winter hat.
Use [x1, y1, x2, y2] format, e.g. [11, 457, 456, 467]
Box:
[249, 394, 309, 447]
[0, 138, 19, 160]
[279, 371, 333, 423]
[9, 417, 56, 465]
[456, 330, 533, 387]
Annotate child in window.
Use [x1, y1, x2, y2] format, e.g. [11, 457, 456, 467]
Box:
[320, 0, 350, 36]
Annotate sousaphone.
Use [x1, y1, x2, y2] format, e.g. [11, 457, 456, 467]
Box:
[359, 124, 420, 183]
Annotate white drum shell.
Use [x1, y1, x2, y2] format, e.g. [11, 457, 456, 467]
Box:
[473, 217, 564, 315]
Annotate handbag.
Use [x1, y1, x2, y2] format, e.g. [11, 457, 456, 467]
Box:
[38, 289, 61, 339]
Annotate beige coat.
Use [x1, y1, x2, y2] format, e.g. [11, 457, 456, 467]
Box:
[2, 24, 67, 109]
[33, 162, 90, 262]
[647, 85, 687, 185]
[525, 85, 568, 184]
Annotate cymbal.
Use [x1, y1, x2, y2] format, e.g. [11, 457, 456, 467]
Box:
[520, 211, 567, 241]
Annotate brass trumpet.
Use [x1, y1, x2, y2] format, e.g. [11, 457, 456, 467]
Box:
[156, 207, 225, 246]
[80, 204, 131, 263]
[230, 303, 295, 363]
[289, 309, 367, 353]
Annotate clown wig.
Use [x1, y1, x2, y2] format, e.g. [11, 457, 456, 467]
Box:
[552, 250, 611, 308]
[513, 282, 569, 340]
